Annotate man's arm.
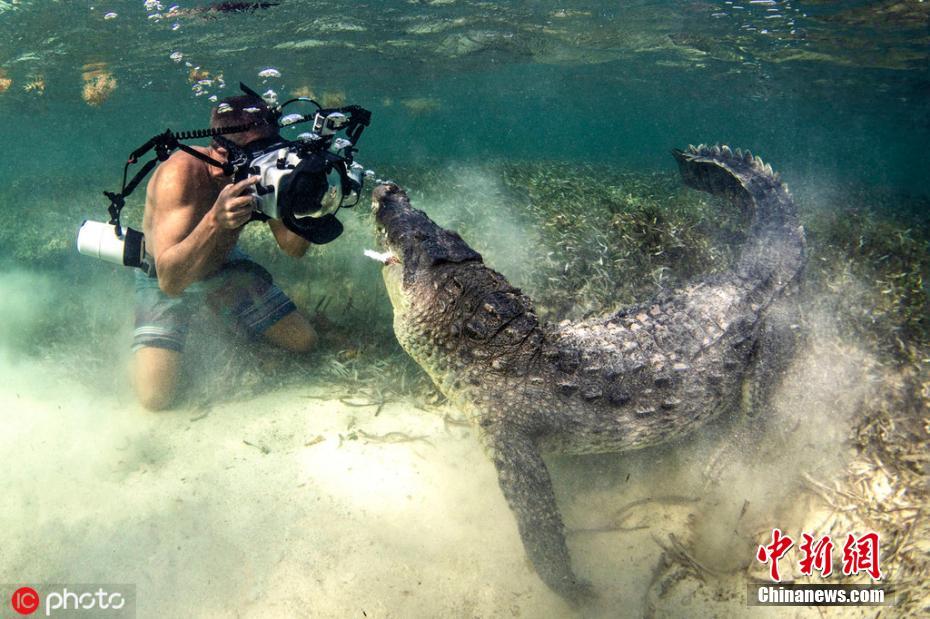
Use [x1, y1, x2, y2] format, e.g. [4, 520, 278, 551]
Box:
[268, 218, 311, 258]
[150, 164, 259, 296]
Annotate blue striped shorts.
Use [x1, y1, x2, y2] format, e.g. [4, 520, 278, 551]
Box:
[132, 247, 297, 352]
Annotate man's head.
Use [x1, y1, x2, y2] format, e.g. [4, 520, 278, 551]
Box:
[210, 94, 280, 148]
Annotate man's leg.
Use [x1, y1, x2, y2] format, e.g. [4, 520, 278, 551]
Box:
[133, 346, 182, 411]
[262, 309, 318, 352]
[212, 257, 317, 353]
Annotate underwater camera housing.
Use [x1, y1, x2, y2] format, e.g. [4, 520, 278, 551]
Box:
[77, 82, 372, 269]
[218, 103, 370, 244]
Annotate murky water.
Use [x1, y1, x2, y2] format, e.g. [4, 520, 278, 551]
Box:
[1, 1, 927, 617]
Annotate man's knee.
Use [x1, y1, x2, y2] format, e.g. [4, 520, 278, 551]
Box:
[288, 324, 318, 352]
[264, 311, 318, 352]
[134, 347, 181, 411]
[138, 387, 176, 412]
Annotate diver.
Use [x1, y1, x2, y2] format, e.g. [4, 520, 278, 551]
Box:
[132, 94, 317, 410]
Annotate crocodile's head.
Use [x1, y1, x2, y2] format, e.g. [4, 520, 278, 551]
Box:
[370, 183, 482, 336]
[370, 184, 541, 394]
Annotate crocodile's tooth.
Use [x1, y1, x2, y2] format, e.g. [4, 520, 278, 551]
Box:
[754, 155, 764, 169]
[363, 249, 398, 265]
[688, 143, 697, 154]
[711, 145, 721, 156]
[734, 147, 743, 159]
[764, 162, 774, 176]
[773, 171, 782, 183]
[698, 143, 707, 152]
[743, 150, 753, 163]
[721, 145, 732, 157]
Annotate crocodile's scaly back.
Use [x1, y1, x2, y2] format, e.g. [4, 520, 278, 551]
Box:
[536, 145, 806, 454]
[369, 145, 807, 604]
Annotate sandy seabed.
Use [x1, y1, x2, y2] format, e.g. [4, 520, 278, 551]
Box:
[2, 335, 895, 619]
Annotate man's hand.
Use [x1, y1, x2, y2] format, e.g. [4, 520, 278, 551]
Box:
[213, 176, 260, 230]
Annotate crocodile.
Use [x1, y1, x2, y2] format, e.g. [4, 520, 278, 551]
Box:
[368, 145, 806, 604]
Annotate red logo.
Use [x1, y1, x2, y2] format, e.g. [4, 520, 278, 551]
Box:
[756, 528, 794, 582]
[799, 533, 834, 577]
[11, 587, 40, 615]
[842, 532, 883, 580]
[756, 529, 884, 582]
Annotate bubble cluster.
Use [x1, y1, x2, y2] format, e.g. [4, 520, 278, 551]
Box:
[143, 2, 236, 101]
[713, 0, 804, 37]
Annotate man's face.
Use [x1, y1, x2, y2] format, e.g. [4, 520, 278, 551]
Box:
[208, 129, 275, 182]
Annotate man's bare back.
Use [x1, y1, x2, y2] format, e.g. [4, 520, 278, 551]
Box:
[133, 135, 317, 410]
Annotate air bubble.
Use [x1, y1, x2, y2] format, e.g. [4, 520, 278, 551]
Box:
[258, 68, 282, 79]
[279, 113, 304, 126]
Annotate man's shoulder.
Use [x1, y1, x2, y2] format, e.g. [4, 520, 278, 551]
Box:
[149, 148, 210, 193]
[164, 147, 211, 175]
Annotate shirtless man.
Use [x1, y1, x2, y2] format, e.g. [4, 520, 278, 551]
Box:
[133, 94, 317, 410]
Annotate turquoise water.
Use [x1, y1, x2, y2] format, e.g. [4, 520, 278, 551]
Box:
[1, 2, 928, 617]
[1, 0, 927, 191]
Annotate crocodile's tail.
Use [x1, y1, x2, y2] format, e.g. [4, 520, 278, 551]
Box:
[672, 143, 805, 290]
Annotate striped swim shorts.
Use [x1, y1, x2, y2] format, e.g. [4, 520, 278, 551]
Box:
[132, 247, 297, 353]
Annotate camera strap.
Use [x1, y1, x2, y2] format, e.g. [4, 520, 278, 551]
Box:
[104, 122, 263, 233]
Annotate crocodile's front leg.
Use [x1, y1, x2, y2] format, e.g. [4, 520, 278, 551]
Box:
[483, 426, 596, 605]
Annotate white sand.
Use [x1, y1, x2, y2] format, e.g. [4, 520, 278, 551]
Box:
[0, 338, 873, 618]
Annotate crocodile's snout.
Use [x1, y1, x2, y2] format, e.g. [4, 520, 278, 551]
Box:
[371, 183, 416, 246]
[371, 183, 403, 219]
[371, 183, 481, 285]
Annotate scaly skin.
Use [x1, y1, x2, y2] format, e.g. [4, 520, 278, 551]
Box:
[370, 144, 806, 605]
